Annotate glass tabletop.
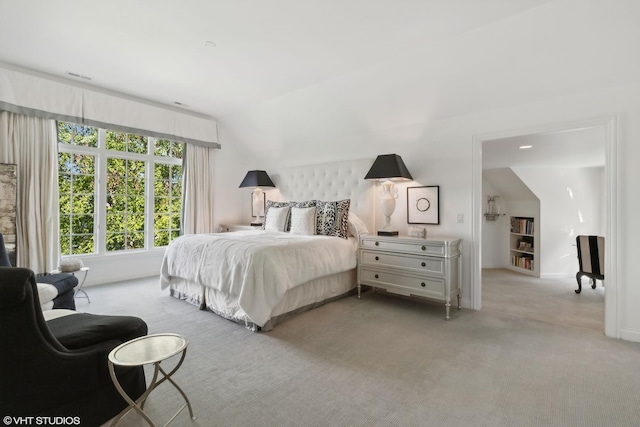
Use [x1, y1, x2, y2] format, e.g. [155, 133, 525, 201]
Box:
[109, 333, 188, 366]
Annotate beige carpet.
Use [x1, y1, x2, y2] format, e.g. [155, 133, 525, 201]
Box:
[76, 269, 640, 427]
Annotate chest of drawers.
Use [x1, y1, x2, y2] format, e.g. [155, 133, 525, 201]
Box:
[357, 234, 461, 319]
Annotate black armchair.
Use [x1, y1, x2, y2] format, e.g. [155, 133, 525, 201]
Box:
[0, 267, 147, 425]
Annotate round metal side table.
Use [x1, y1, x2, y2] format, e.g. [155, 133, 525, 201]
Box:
[108, 333, 195, 426]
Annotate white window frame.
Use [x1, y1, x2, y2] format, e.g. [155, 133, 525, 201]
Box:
[58, 125, 182, 256]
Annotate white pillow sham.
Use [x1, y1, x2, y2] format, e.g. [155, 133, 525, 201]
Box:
[264, 206, 290, 232]
[289, 206, 317, 235]
[347, 211, 369, 236]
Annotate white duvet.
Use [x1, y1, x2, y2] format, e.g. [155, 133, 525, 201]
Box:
[160, 230, 357, 326]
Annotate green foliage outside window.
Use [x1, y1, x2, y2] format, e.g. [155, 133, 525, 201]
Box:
[153, 161, 182, 247]
[106, 158, 146, 251]
[57, 121, 184, 255]
[106, 131, 148, 154]
[57, 122, 98, 147]
[58, 149, 96, 256]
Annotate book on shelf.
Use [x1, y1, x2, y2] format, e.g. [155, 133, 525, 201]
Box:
[511, 254, 534, 271]
[510, 217, 534, 235]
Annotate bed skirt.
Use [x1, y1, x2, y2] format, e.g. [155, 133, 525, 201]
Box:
[168, 269, 357, 331]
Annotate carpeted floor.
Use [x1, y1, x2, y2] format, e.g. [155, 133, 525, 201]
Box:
[78, 269, 640, 427]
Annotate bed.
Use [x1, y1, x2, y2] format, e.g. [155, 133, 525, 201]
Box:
[160, 159, 375, 331]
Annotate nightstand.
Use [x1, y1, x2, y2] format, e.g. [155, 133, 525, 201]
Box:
[219, 224, 262, 232]
[357, 234, 461, 319]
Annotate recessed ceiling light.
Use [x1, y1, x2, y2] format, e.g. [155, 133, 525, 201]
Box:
[519, 145, 533, 149]
[204, 41, 216, 48]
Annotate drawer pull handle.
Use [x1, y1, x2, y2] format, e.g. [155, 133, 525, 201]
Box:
[421, 282, 426, 287]
[375, 241, 380, 246]
[375, 256, 379, 261]
[421, 245, 426, 251]
[421, 262, 426, 267]
[374, 274, 379, 279]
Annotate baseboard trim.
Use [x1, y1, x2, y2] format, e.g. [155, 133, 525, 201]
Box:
[620, 328, 640, 343]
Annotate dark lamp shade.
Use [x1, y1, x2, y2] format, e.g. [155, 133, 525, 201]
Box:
[239, 170, 276, 188]
[364, 154, 413, 181]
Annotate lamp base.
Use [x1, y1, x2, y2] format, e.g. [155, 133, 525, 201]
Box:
[377, 230, 399, 236]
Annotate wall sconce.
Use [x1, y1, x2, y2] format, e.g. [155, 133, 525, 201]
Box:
[365, 154, 413, 236]
[484, 195, 503, 221]
[239, 170, 276, 225]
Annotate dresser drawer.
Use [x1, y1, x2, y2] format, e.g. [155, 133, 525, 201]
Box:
[360, 250, 445, 277]
[360, 237, 446, 257]
[360, 267, 445, 299]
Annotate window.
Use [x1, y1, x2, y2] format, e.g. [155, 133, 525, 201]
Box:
[57, 122, 183, 256]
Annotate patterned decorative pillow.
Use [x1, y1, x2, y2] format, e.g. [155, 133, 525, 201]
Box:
[264, 206, 291, 232]
[289, 200, 316, 209]
[289, 207, 317, 235]
[262, 200, 290, 230]
[316, 199, 350, 239]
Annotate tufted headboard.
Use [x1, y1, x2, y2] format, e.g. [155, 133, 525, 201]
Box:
[270, 158, 375, 233]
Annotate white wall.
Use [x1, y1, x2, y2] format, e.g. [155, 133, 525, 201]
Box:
[219, 84, 640, 341]
[82, 0, 640, 341]
[513, 167, 605, 278]
[210, 0, 640, 340]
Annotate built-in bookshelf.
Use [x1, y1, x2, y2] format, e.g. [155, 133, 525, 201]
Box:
[508, 216, 538, 276]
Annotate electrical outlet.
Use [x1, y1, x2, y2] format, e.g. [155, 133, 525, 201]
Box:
[457, 213, 464, 223]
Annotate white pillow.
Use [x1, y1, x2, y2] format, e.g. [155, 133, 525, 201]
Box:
[37, 283, 58, 310]
[289, 207, 317, 235]
[347, 212, 369, 237]
[264, 206, 290, 232]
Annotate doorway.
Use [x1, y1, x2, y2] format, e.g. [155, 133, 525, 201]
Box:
[471, 116, 618, 337]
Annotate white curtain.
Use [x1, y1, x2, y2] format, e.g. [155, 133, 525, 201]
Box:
[182, 144, 216, 234]
[0, 111, 59, 272]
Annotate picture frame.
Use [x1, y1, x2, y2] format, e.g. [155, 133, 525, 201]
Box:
[407, 185, 439, 225]
[0, 163, 18, 266]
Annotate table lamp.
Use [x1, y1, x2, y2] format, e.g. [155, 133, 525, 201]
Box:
[239, 170, 276, 225]
[365, 154, 413, 236]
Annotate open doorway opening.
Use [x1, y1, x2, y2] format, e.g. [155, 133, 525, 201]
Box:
[471, 116, 618, 337]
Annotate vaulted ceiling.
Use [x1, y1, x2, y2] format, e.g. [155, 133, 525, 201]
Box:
[1, 0, 638, 161]
[0, 0, 552, 118]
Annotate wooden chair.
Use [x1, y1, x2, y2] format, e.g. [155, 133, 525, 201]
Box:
[575, 235, 604, 294]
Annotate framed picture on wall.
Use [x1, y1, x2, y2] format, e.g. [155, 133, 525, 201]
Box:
[407, 185, 439, 225]
[0, 163, 18, 265]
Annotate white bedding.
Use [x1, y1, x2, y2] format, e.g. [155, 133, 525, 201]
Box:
[160, 230, 357, 327]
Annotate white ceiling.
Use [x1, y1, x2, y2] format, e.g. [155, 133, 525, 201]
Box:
[2, 0, 638, 165]
[482, 126, 606, 170]
[0, 0, 550, 119]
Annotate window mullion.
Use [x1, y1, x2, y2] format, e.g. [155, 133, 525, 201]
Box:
[145, 138, 155, 249]
[97, 128, 108, 255]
